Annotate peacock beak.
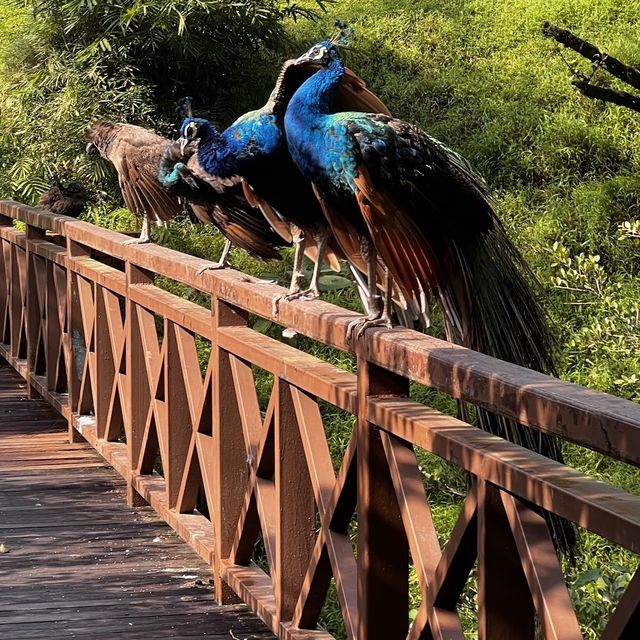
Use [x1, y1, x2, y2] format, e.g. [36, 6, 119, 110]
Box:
[179, 137, 188, 155]
[294, 51, 313, 65]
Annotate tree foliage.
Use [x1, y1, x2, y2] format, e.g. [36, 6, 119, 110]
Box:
[0, 0, 321, 201]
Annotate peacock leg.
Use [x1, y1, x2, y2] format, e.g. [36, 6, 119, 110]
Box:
[196, 239, 232, 275]
[379, 268, 394, 328]
[349, 263, 370, 314]
[273, 226, 332, 316]
[272, 227, 306, 316]
[123, 214, 151, 245]
[346, 237, 390, 340]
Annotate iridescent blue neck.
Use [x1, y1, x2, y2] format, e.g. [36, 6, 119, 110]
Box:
[287, 55, 345, 119]
[196, 122, 238, 176]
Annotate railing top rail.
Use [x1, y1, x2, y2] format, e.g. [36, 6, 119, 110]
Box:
[2, 199, 639, 466]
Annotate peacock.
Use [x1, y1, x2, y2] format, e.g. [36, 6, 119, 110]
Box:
[37, 178, 87, 218]
[176, 57, 394, 306]
[159, 119, 288, 270]
[284, 35, 575, 557]
[86, 121, 183, 243]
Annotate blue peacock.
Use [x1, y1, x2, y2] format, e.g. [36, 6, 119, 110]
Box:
[284, 33, 575, 557]
[159, 99, 287, 269]
[173, 58, 394, 304]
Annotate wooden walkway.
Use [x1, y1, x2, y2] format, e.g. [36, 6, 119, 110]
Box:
[0, 362, 276, 639]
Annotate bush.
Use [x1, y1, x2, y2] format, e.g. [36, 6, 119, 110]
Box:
[0, 0, 321, 201]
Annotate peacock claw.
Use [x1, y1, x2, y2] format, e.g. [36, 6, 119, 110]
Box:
[196, 261, 227, 276]
[346, 314, 393, 342]
[272, 288, 320, 317]
[123, 236, 151, 246]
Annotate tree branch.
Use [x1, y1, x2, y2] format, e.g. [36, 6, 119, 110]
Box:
[542, 22, 640, 93]
[572, 81, 640, 114]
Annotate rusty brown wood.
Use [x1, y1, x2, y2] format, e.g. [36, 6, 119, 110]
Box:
[7, 199, 638, 465]
[1, 200, 640, 640]
[25, 225, 46, 397]
[95, 284, 115, 440]
[0, 238, 11, 346]
[275, 378, 316, 626]
[163, 319, 197, 509]
[49, 262, 68, 393]
[500, 491, 582, 639]
[212, 296, 250, 605]
[602, 566, 640, 639]
[477, 481, 535, 640]
[357, 357, 409, 640]
[124, 263, 153, 505]
[369, 396, 640, 553]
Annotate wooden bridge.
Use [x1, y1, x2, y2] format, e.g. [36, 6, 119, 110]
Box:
[0, 199, 639, 639]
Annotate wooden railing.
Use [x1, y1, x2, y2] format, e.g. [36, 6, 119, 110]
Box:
[1, 199, 640, 640]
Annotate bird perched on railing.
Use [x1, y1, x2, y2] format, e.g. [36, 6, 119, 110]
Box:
[159, 100, 288, 270]
[284, 30, 575, 557]
[37, 178, 87, 218]
[175, 56, 392, 304]
[85, 121, 183, 244]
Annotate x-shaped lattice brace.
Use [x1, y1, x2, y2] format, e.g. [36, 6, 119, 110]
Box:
[95, 286, 127, 442]
[174, 329, 215, 516]
[30, 253, 48, 376]
[364, 424, 584, 640]
[9, 244, 27, 359]
[30, 255, 68, 393]
[0, 240, 11, 346]
[221, 355, 359, 635]
[134, 308, 207, 509]
[50, 263, 69, 393]
[75, 274, 96, 415]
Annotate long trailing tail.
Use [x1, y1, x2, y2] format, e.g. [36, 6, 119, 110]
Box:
[445, 220, 577, 560]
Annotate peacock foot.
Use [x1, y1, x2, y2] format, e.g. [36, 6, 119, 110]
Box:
[346, 313, 393, 342]
[196, 261, 227, 276]
[123, 236, 151, 246]
[272, 288, 320, 317]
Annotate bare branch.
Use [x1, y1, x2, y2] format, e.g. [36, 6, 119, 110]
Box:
[572, 80, 640, 114]
[542, 22, 640, 92]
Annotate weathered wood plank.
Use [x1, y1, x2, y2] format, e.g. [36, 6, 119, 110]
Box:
[0, 361, 276, 639]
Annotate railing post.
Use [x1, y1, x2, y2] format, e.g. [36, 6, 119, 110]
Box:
[0, 210, 13, 347]
[212, 295, 247, 604]
[125, 262, 153, 507]
[357, 348, 409, 640]
[45, 259, 63, 392]
[275, 378, 316, 627]
[66, 239, 89, 443]
[477, 480, 535, 639]
[164, 318, 192, 510]
[94, 283, 111, 440]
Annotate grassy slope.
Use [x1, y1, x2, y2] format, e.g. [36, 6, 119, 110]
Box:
[284, 2, 640, 637]
[287, 0, 640, 391]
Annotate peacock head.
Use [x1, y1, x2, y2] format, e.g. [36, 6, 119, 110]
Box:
[294, 20, 354, 67]
[294, 41, 339, 67]
[180, 117, 209, 142]
[179, 117, 211, 153]
[60, 181, 88, 200]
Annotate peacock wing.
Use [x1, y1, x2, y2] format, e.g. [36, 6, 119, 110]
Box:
[107, 129, 183, 223]
[345, 114, 497, 333]
[334, 67, 391, 116]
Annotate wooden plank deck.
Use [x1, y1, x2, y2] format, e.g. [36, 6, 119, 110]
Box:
[0, 362, 276, 639]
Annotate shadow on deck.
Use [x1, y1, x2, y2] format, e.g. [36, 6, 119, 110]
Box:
[0, 361, 276, 639]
